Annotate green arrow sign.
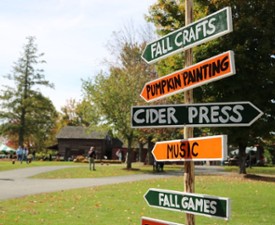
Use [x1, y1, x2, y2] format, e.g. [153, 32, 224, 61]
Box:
[142, 7, 233, 64]
[131, 102, 263, 128]
[144, 188, 230, 220]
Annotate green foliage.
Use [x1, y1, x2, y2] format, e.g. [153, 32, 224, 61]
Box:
[194, 0, 275, 140]
[0, 36, 57, 149]
[264, 149, 273, 166]
[145, 0, 185, 35]
[81, 32, 155, 168]
[59, 99, 91, 127]
[25, 92, 58, 151]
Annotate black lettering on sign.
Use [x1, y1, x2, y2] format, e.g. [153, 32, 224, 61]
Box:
[167, 141, 199, 159]
[146, 74, 182, 99]
[181, 54, 229, 86]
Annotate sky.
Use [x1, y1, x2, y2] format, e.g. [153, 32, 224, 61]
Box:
[0, 0, 156, 111]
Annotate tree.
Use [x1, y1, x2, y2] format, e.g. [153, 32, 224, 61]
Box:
[194, 0, 275, 173]
[82, 47, 149, 169]
[146, 0, 275, 173]
[24, 92, 58, 152]
[82, 25, 155, 169]
[0, 36, 57, 149]
[59, 99, 85, 126]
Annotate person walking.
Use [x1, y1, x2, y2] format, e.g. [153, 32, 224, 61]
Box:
[23, 147, 29, 164]
[16, 146, 23, 164]
[88, 146, 96, 171]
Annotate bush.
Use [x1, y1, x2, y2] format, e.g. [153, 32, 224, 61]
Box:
[264, 149, 273, 165]
[73, 155, 87, 163]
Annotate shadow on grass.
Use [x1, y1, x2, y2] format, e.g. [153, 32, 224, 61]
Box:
[121, 166, 183, 176]
[244, 174, 275, 183]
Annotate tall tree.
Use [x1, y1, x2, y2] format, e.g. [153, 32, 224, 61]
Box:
[0, 36, 56, 148]
[146, 0, 275, 173]
[82, 42, 153, 169]
[82, 23, 155, 169]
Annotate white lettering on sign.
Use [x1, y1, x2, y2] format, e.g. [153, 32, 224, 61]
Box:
[151, 18, 217, 60]
[175, 18, 216, 49]
[158, 193, 218, 215]
[181, 196, 217, 215]
[151, 37, 173, 59]
[159, 193, 180, 208]
[133, 107, 178, 125]
[188, 105, 244, 124]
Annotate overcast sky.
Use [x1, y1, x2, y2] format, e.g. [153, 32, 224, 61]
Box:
[0, 0, 156, 111]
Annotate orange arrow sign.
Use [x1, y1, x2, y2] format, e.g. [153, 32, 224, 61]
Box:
[140, 51, 235, 102]
[141, 217, 183, 225]
[152, 135, 227, 162]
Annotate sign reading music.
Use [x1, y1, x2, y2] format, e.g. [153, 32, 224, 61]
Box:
[140, 51, 235, 102]
[152, 135, 227, 162]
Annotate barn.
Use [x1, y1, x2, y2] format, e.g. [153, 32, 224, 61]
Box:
[55, 126, 123, 161]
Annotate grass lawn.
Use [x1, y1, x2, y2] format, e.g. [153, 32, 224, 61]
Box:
[0, 161, 274, 225]
[223, 165, 275, 175]
[0, 160, 73, 171]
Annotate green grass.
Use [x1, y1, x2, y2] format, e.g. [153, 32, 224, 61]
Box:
[223, 165, 275, 175]
[0, 161, 274, 225]
[1, 175, 274, 225]
[0, 160, 73, 171]
[30, 163, 186, 178]
[32, 163, 148, 178]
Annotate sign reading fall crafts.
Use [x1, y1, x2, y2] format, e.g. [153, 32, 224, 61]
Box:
[140, 51, 235, 102]
[131, 102, 263, 128]
[142, 7, 233, 64]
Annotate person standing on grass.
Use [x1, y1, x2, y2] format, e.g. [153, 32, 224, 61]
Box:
[16, 146, 23, 164]
[88, 146, 96, 171]
[23, 147, 29, 164]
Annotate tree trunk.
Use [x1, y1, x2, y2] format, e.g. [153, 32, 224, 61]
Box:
[147, 136, 154, 165]
[18, 108, 26, 146]
[138, 142, 144, 162]
[126, 137, 132, 169]
[238, 142, 247, 174]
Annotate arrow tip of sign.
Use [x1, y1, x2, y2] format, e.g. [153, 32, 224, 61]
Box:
[140, 92, 149, 102]
[141, 54, 151, 65]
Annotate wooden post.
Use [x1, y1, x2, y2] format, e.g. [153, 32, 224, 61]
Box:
[184, 0, 195, 225]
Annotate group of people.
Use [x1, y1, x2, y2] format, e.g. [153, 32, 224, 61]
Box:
[15, 146, 35, 164]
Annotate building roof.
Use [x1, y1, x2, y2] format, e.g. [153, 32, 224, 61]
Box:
[56, 126, 107, 140]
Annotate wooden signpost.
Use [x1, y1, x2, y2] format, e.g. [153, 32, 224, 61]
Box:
[137, 2, 263, 225]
